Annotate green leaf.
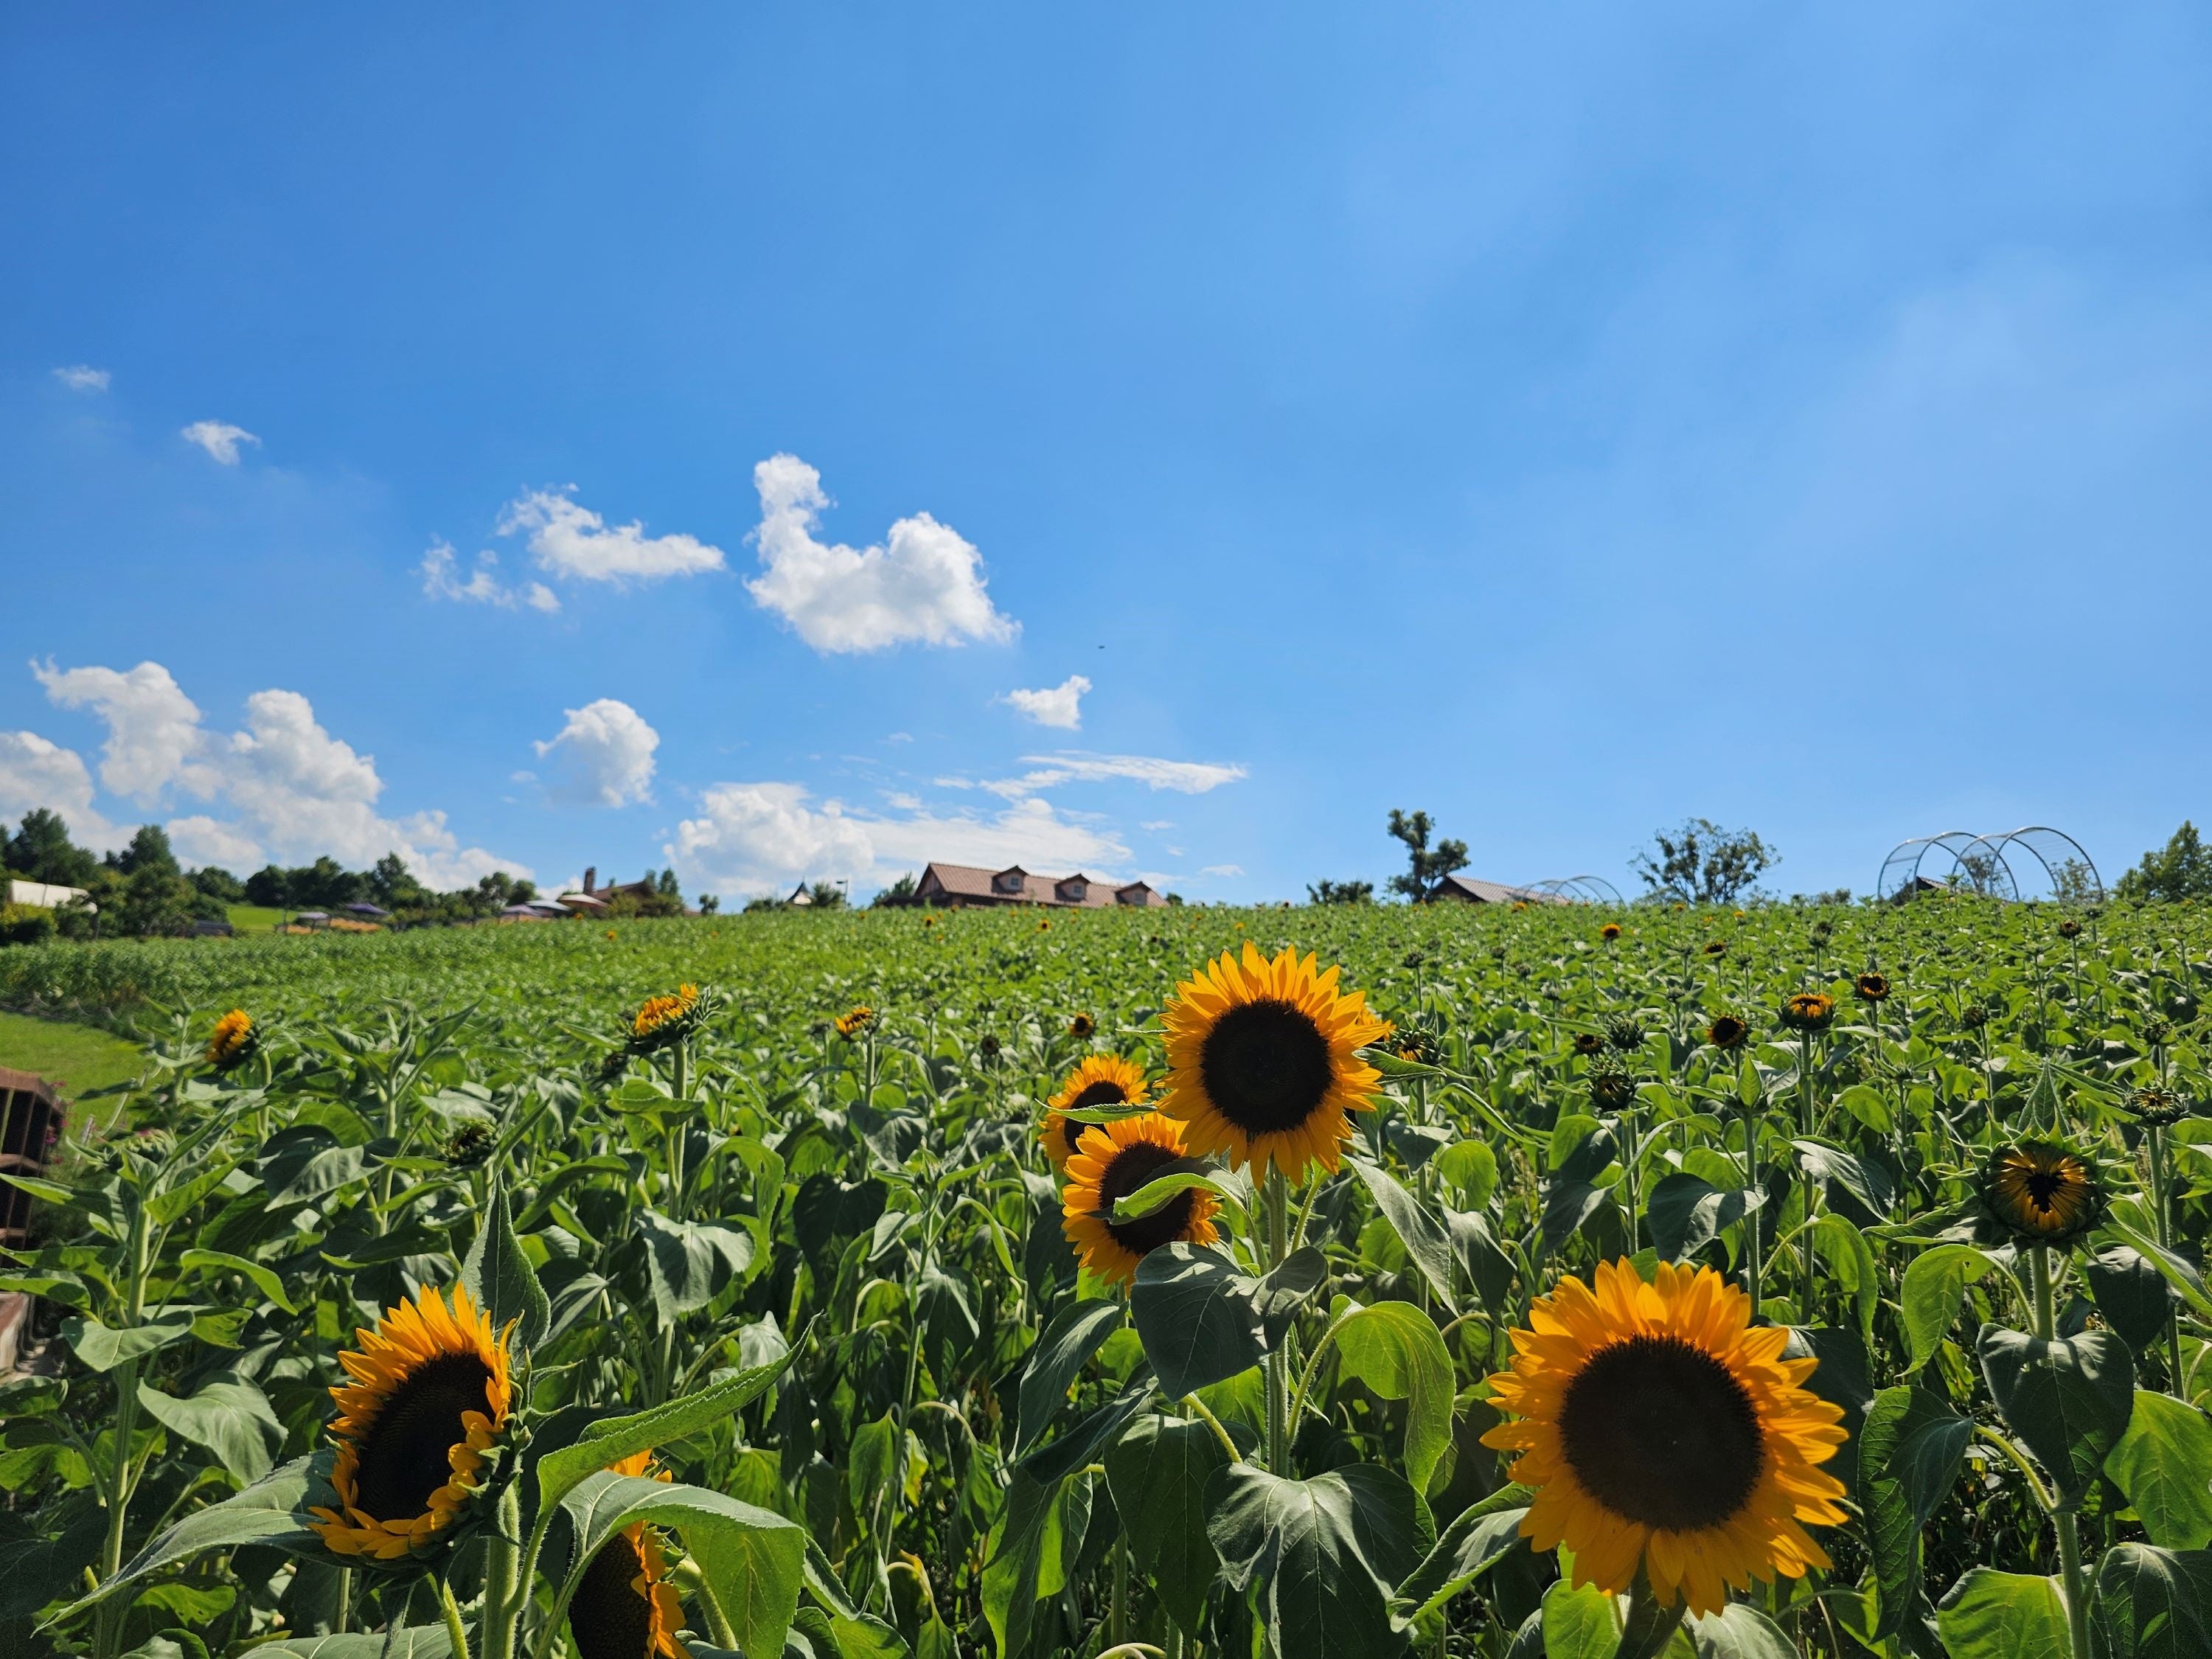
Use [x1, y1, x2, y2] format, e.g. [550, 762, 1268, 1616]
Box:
[2107, 1224, 2212, 1322]
[1130, 1244, 1267, 1399]
[1111, 1167, 1251, 1233]
[1976, 1324, 2135, 1509]
[2095, 1543, 2212, 1659]
[848, 1413, 896, 1525]
[1103, 1413, 1231, 1636]
[1436, 1140, 1499, 1211]
[247, 1635, 451, 1658]
[636, 1209, 757, 1324]
[1900, 1245, 1999, 1371]
[537, 1346, 796, 1512]
[259, 1130, 367, 1206]
[2107, 1391, 2212, 1550]
[0, 1501, 107, 1622]
[1539, 1179, 1617, 1258]
[60, 1310, 196, 1372]
[65, 1456, 319, 1613]
[1540, 1579, 1621, 1659]
[146, 1158, 241, 1225]
[1792, 1138, 1893, 1220]
[558, 1472, 804, 1659]
[2087, 1246, 2178, 1352]
[1812, 1214, 1879, 1344]
[981, 1468, 1093, 1659]
[459, 1175, 550, 1351]
[1933, 1568, 2069, 1659]
[136, 1377, 285, 1485]
[1349, 1157, 1458, 1313]
[177, 1248, 296, 1315]
[1688, 1602, 1798, 1659]
[1332, 1300, 1455, 1495]
[1861, 1385, 1972, 1642]
[1208, 1463, 1425, 1659]
[1390, 1497, 1528, 1628]
[1012, 1299, 1123, 1458]
[1645, 1172, 1761, 1263]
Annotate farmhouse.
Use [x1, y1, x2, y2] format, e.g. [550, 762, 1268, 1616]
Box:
[1427, 874, 1566, 905]
[912, 862, 1169, 909]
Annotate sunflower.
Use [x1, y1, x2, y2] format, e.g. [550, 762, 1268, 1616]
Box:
[2124, 1086, 2190, 1127]
[1980, 1142, 2105, 1246]
[1061, 1113, 1220, 1284]
[1068, 1012, 1096, 1040]
[628, 984, 706, 1054]
[1854, 973, 1890, 1002]
[1589, 1068, 1638, 1111]
[1573, 1032, 1604, 1058]
[1600, 924, 1622, 943]
[2056, 918, 2083, 939]
[568, 1450, 689, 1659]
[204, 1009, 257, 1071]
[1159, 942, 1388, 1181]
[1512, 901, 1528, 913]
[1481, 1259, 1848, 1617]
[1703, 941, 1727, 958]
[1040, 1054, 1152, 1173]
[834, 1005, 876, 1041]
[307, 1284, 514, 1562]
[1778, 992, 1834, 1033]
[1604, 1013, 1645, 1053]
[1387, 1018, 1443, 1067]
[1706, 1015, 1748, 1050]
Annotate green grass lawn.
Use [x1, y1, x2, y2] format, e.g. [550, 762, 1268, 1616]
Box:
[0, 1009, 146, 1102]
[225, 904, 287, 933]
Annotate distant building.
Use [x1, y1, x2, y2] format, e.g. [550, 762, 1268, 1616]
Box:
[4, 880, 93, 913]
[1427, 874, 1565, 905]
[785, 883, 815, 907]
[578, 866, 658, 906]
[912, 861, 1169, 909]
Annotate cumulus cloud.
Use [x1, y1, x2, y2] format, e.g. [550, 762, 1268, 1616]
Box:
[32, 659, 216, 805]
[0, 730, 119, 850]
[1002, 675, 1090, 730]
[165, 815, 263, 869]
[53, 365, 110, 392]
[984, 751, 1247, 799]
[745, 453, 1017, 653]
[533, 699, 658, 807]
[668, 783, 1126, 897]
[181, 420, 260, 465]
[420, 540, 560, 613]
[498, 487, 726, 585]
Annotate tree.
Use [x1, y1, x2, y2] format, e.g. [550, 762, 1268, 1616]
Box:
[1631, 818, 1776, 905]
[2116, 822, 2212, 903]
[113, 824, 180, 878]
[245, 864, 290, 908]
[1385, 810, 1470, 902]
[190, 866, 246, 902]
[807, 880, 849, 910]
[872, 873, 919, 908]
[697, 894, 720, 916]
[1307, 878, 1374, 905]
[369, 853, 425, 908]
[116, 861, 198, 936]
[655, 869, 681, 901]
[6, 809, 99, 887]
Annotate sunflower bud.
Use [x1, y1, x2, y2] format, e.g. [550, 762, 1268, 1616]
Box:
[1979, 1141, 2105, 1248]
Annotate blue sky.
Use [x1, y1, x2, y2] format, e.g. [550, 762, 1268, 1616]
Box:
[3, 6, 2208, 903]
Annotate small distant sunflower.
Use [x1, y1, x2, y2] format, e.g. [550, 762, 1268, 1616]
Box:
[1068, 1012, 1096, 1040]
[1040, 1054, 1151, 1174]
[1037, 919, 1052, 933]
[568, 1450, 688, 1659]
[834, 1005, 876, 1041]
[1703, 941, 1727, 959]
[1706, 1015, 1749, 1051]
[1482, 1259, 1848, 1617]
[922, 914, 937, 928]
[1600, 924, 1623, 944]
[1160, 942, 1388, 1182]
[2056, 918, 2084, 939]
[1958, 1004, 1989, 1031]
[627, 984, 706, 1054]
[444, 1122, 494, 1169]
[205, 1009, 257, 1071]
[976, 1033, 1002, 1062]
[1981, 1142, 2105, 1246]
[1388, 1018, 1443, 1067]
[1854, 973, 1890, 1003]
[1604, 1013, 1645, 1053]
[1573, 1032, 1604, 1058]
[2124, 1086, 2190, 1127]
[1061, 1113, 1219, 1284]
[1589, 1068, 1638, 1111]
[1778, 992, 1834, 1034]
[308, 1284, 514, 1562]
[1512, 900, 1528, 913]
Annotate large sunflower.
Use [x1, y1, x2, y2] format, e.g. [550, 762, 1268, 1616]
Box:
[1482, 1259, 1847, 1617]
[308, 1284, 515, 1562]
[205, 1008, 257, 1071]
[568, 1451, 689, 1659]
[1980, 1141, 2105, 1246]
[1062, 1113, 1220, 1284]
[628, 984, 706, 1055]
[1040, 1054, 1151, 1175]
[1159, 942, 1388, 1181]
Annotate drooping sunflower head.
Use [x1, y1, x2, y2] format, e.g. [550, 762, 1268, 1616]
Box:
[568, 1450, 687, 1659]
[834, 1005, 876, 1041]
[627, 984, 706, 1054]
[1778, 992, 1834, 1033]
[1854, 972, 1891, 1002]
[1482, 1259, 1848, 1618]
[1980, 1141, 2105, 1246]
[2056, 918, 2084, 939]
[1706, 1014, 1749, 1051]
[1958, 1003, 1990, 1031]
[1703, 940, 1727, 958]
[1061, 1113, 1219, 1284]
[2124, 1086, 2190, 1127]
[1040, 1054, 1151, 1173]
[1572, 1032, 1604, 1058]
[1159, 942, 1389, 1182]
[1588, 1067, 1638, 1111]
[1068, 1012, 1096, 1040]
[1600, 923, 1623, 943]
[205, 1009, 257, 1071]
[307, 1284, 515, 1562]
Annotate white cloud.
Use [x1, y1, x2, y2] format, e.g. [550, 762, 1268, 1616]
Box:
[0, 729, 119, 850]
[1141, 820, 1175, 832]
[32, 658, 216, 805]
[984, 751, 1248, 799]
[420, 540, 561, 613]
[53, 365, 110, 392]
[1200, 864, 1245, 877]
[181, 420, 259, 465]
[498, 487, 726, 585]
[1003, 674, 1091, 730]
[164, 815, 262, 869]
[668, 782, 1126, 897]
[745, 453, 1017, 653]
[533, 698, 659, 807]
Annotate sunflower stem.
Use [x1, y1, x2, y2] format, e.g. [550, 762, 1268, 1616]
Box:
[1612, 1573, 1688, 1659]
[439, 1578, 473, 1659]
[1266, 1166, 1290, 1475]
[480, 1483, 521, 1659]
[2030, 1245, 2094, 1659]
[1739, 1091, 1764, 1316]
[2149, 1122, 2186, 1386]
[93, 1175, 153, 1659]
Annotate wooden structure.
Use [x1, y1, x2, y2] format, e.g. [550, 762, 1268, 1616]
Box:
[912, 862, 1168, 909]
[0, 1068, 65, 1373]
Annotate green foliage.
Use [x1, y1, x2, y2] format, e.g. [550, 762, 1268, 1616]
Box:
[1631, 815, 1777, 902]
[2116, 821, 2212, 902]
[1307, 878, 1375, 904]
[1385, 807, 1469, 901]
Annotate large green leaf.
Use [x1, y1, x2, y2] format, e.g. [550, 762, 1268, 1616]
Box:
[137, 1376, 285, 1485]
[1861, 1384, 1972, 1643]
[177, 1248, 296, 1315]
[1933, 1568, 2069, 1659]
[0, 1501, 106, 1622]
[536, 1348, 796, 1510]
[1012, 1299, 1122, 1458]
[2095, 1544, 2212, 1659]
[2106, 1391, 2212, 1550]
[1349, 1158, 1458, 1312]
[248, 1635, 451, 1658]
[1977, 1324, 2135, 1509]
[636, 1209, 757, 1324]
[1130, 1243, 1267, 1399]
[459, 1174, 550, 1351]
[1688, 1602, 1798, 1658]
[1206, 1463, 1425, 1659]
[1331, 1300, 1454, 1495]
[1900, 1245, 1998, 1371]
[2085, 1246, 2176, 1352]
[1645, 1172, 1761, 1263]
[60, 1310, 196, 1372]
[981, 1467, 1093, 1659]
[66, 1456, 320, 1613]
[1540, 1579, 1620, 1659]
[1389, 1491, 1529, 1628]
[1102, 1413, 1230, 1636]
[558, 1472, 804, 1659]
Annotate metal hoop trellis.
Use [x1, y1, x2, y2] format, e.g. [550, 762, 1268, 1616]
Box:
[1528, 874, 1627, 906]
[1876, 826, 2102, 905]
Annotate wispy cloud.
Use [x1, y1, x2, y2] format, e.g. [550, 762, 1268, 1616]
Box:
[985, 751, 1247, 798]
[498, 487, 726, 585]
[1001, 674, 1090, 730]
[52, 365, 110, 392]
[420, 540, 560, 612]
[180, 420, 259, 465]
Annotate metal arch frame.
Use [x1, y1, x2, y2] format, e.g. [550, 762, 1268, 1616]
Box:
[1877, 831, 1983, 902]
[1877, 826, 2103, 905]
[1972, 826, 2104, 905]
[1528, 874, 1627, 906]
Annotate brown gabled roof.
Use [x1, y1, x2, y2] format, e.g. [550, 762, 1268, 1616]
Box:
[1431, 874, 1564, 905]
[917, 860, 1122, 907]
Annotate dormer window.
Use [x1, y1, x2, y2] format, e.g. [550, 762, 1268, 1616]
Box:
[1116, 883, 1150, 906]
[1057, 874, 1088, 902]
[994, 866, 1028, 894]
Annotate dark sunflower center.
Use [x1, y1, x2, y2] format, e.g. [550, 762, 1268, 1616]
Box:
[1097, 1140, 1197, 1255]
[1061, 1081, 1132, 1156]
[1557, 1335, 1764, 1533]
[2024, 1168, 2067, 1211]
[349, 1352, 495, 1523]
[568, 1533, 656, 1659]
[1197, 999, 1332, 1135]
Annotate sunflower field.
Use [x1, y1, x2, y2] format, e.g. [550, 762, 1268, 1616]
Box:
[4, 899, 2212, 1659]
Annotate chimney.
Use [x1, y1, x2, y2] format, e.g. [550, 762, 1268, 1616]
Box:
[582, 866, 596, 895]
